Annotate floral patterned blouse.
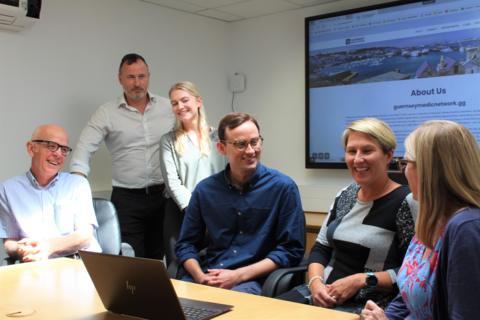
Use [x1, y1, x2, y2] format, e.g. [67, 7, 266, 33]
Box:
[396, 235, 443, 319]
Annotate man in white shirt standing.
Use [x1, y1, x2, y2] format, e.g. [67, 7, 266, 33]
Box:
[0, 124, 101, 262]
[70, 53, 174, 259]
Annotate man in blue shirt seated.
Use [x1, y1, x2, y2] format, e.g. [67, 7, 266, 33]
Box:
[175, 112, 305, 294]
[0, 124, 101, 262]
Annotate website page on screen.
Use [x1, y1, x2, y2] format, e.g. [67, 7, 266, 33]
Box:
[308, 0, 480, 164]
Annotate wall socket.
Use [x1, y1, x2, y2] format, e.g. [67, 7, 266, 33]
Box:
[229, 73, 246, 93]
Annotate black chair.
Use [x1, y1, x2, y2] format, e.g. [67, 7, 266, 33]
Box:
[261, 257, 308, 297]
[163, 198, 185, 267]
[92, 197, 134, 256]
[1, 241, 12, 266]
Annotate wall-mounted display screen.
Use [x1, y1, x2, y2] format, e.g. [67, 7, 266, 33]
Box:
[306, 0, 480, 168]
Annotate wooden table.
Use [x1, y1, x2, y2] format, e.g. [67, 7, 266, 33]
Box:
[0, 258, 359, 320]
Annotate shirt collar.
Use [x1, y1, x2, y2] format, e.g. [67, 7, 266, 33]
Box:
[117, 92, 156, 111]
[26, 170, 59, 189]
[223, 163, 264, 192]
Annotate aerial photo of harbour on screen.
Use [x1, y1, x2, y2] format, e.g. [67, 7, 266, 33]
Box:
[309, 28, 480, 88]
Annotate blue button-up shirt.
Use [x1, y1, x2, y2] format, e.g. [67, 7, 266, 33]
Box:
[0, 171, 101, 254]
[176, 164, 305, 271]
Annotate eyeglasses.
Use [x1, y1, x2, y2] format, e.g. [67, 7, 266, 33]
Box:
[221, 136, 264, 151]
[32, 140, 73, 156]
[396, 158, 416, 172]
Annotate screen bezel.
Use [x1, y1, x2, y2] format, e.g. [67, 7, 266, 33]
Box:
[305, 0, 424, 169]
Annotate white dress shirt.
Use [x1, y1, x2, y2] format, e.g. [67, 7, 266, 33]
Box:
[70, 93, 175, 188]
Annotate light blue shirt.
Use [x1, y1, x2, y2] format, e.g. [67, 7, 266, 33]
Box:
[0, 171, 101, 255]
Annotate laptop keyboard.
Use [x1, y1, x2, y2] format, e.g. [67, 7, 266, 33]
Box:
[181, 305, 220, 320]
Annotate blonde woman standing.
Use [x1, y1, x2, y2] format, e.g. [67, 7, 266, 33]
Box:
[160, 81, 225, 265]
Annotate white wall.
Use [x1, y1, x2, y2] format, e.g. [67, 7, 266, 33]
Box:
[0, 0, 392, 212]
[229, 0, 391, 211]
[0, 0, 231, 191]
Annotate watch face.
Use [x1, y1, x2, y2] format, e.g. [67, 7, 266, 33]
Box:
[366, 273, 378, 287]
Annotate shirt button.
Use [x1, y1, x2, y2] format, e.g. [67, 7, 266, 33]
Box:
[237, 212, 242, 216]
[239, 230, 243, 234]
[220, 263, 224, 267]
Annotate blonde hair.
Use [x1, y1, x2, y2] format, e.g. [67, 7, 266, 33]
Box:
[169, 81, 211, 156]
[406, 120, 480, 248]
[342, 117, 396, 153]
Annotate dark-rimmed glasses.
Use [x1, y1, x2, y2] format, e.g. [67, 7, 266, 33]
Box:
[221, 136, 264, 151]
[397, 158, 416, 172]
[32, 140, 73, 156]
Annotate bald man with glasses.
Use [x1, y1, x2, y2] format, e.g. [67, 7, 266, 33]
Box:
[0, 124, 101, 262]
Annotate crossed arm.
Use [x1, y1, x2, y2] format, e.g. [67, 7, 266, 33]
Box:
[4, 225, 94, 262]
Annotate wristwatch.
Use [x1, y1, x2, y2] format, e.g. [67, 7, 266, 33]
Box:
[365, 272, 378, 291]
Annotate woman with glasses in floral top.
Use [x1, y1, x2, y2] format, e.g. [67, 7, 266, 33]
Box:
[361, 120, 480, 319]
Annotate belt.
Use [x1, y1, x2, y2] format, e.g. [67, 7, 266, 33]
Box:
[113, 184, 164, 195]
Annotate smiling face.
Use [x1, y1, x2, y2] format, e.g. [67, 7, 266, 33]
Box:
[118, 59, 150, 104]
[345, 131, 392, 187]
[27, 125, 69, 186]
[169, 89, 202, 126]
[217, 120, 261, 183]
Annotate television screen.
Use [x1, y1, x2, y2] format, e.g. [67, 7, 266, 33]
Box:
[306, 0, 480, 168]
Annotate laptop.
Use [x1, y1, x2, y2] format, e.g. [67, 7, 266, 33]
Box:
[79, 251, 233, 320]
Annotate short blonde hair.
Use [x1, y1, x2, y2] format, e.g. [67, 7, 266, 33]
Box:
[169, 81, 211, 156]
[342, 118, 396, 153]
[406, 120, 480, 248]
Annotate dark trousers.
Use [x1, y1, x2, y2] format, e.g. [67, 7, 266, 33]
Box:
[111, 185, 167, 259]
[163, 198, 185, 267]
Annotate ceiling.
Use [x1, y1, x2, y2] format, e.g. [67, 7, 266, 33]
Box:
[139, 0, 341, 22]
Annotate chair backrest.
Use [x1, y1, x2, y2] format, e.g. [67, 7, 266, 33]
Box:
[164, 198, 209, 278]
[92, 198, 122, 255]
[163, 198, 185, 273]
[0, 240, 8, 266]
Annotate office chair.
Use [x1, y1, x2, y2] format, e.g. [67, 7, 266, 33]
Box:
[261, 257, 308, 297]
[163, 199, 185, 268]
[1, 241, 11, 266]
[92, 197, 134, 256]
